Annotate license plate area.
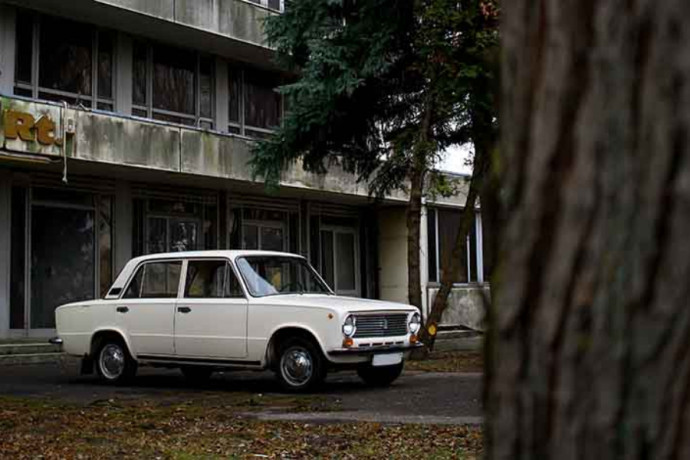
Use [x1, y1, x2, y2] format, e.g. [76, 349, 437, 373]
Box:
[372, 352, 403, 367]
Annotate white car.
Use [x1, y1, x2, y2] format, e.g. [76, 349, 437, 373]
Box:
[53, 250, 422, 391]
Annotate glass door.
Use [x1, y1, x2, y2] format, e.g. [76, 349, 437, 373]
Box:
[30, 205, 95, 330]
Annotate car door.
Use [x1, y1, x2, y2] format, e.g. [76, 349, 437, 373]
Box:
[174, 259, 248, 359]
[118, 260, 182, 356]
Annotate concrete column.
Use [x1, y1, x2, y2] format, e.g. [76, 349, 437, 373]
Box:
[214, 56, 229, 131]
[0, 171, 11, 338]
[0, 4, 16, 95]
[114, 181, 133, 273]
[115, 33, 133, 114]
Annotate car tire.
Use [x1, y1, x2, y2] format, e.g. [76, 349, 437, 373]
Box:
[181, 366, 214, 383]
[95, 338, 137, 385]
[357, 362, 404, 387]
[275, 337, 326, 392]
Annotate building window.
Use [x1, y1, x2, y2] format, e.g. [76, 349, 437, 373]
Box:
[248, 0, 284, 12]
[227, 64, 283, 138]
[14, 10, 115, 111]
[427, 207, 485, 284]
[132, 41, 214, 129]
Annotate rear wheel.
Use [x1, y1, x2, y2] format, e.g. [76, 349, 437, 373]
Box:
[95, 338, 137, 384]
[180, 366, 214, 383]
[357, 362, 404, 387]
[275, 337, 326, 392]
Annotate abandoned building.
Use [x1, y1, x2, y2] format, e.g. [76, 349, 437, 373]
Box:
[0, 0, 489, 339]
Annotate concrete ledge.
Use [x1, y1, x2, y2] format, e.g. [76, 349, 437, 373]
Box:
[0, 352, 66, 366]
[0, 343, 62, 356]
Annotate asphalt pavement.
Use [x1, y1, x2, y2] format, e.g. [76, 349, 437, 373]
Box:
[0, 359, 483, 425]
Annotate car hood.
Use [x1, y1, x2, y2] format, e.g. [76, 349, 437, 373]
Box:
[255, 294, 416, 313]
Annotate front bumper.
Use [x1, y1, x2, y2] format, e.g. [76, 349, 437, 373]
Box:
[328, 342, 423, 357]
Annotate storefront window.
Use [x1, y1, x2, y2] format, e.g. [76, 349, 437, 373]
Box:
[30, 205, 95, 329]
[10, 187, 26, 329]
[135, 197, 217, 255]
[98, 196, 113, 297]
[10, 187, 113, 331]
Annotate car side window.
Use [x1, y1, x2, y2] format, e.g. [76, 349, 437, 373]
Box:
[183, 260, 245, 299]
[226, 265, 245, 298]
[123, 261, 182, 299]
[185, 260, 226, 298]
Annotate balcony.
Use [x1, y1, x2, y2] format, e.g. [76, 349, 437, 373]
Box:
[0, 95, 396, 200]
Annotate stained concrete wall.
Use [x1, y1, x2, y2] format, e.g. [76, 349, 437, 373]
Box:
[428, 286, 489, 331]
[0, 96, 411, 201]
[95, 0, 274, 47]
[377, 207, 409, 305]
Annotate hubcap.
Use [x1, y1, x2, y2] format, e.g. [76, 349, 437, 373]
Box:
[280, 347, 313, 387]
[99, 343, 125, 380]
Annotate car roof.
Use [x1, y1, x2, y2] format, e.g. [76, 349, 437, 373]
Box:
[128, 250, 305, 264]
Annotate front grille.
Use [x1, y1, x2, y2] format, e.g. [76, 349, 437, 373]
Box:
[353, 313, 408, 338]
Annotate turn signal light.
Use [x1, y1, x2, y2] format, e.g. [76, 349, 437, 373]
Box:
[343, 337, 354, 348]
[410, 334, 418, 344]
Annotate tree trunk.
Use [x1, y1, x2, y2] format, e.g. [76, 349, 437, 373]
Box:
[418, 142, 487, 349]
[406, 165, 424, 310]
[487, 1, 690, 459]
[419, 75, 496, 350]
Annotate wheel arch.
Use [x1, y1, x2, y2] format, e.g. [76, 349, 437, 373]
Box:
[265, 325, 328, 369]
[90, 328, 134, 360]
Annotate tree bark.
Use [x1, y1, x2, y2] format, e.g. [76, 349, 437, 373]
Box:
[406, 165, 424, 310]
[487, 1, 690, 459]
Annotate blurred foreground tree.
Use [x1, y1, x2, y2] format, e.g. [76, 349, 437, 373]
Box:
[487, 0, 690, 458]
[251, 0, 498, 346]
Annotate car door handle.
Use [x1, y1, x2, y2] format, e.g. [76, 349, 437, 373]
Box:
[116, 306, 129, 313]
[177, 306, 192, 314]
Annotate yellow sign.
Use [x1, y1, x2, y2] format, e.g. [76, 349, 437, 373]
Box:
[3, 110, 63, 146]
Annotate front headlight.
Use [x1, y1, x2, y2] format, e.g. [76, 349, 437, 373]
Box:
[342, 315, 356, 337]
[408, 312, 421, 334]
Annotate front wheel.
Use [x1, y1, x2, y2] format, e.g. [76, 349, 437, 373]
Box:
[357, 362, 404, 387]
[276, 338, 326, 392]
[95, 339, 137, 385]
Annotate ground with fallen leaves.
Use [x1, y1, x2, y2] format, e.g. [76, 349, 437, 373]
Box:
[406, 351, 484, 373]
[0, 392, 483, 459]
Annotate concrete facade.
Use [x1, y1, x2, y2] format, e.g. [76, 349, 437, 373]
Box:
[0, 0, 487, 338]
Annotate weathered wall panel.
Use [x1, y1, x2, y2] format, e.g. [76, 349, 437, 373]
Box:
[428, 286, 488, 331]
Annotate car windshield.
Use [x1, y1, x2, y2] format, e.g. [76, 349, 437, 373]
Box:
[236, 256, 332, 297]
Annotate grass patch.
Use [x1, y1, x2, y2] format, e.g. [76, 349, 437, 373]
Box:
[0, 395, 483, 459]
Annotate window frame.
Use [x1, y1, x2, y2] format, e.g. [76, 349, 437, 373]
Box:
[235, 255, 332, 298]
[182, 258, 247, 300]
[120, 259, 184, 300]
[13, 11, 115, 111]
[427, 207, 486, 286]
[131, 41, 215, 129]
[226, 64, 284, 138]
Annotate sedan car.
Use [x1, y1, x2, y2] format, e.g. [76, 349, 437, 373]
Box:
[53, 250, 423, 391]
